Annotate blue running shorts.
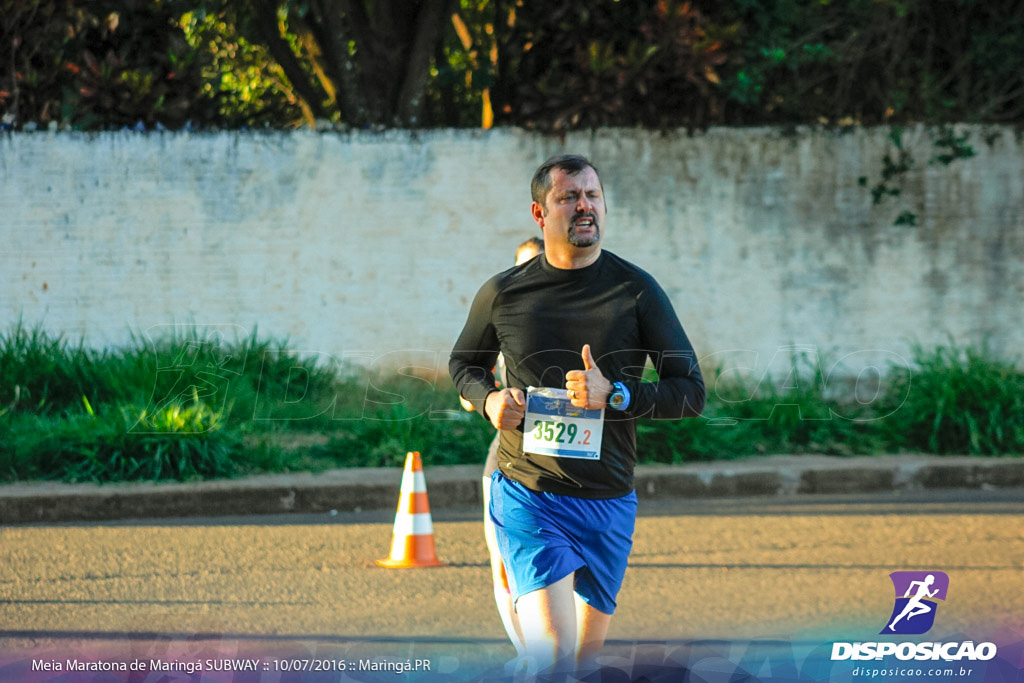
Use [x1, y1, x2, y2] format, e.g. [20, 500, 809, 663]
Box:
[488, 471, 638, 615]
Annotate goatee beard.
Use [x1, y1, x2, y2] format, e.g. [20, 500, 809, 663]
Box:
[567, 223, 599, 248]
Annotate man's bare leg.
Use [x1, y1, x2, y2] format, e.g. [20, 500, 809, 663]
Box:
[484, 479, 526, 657]
[515, 573, 578, 675]
[574, 597, 612, 672]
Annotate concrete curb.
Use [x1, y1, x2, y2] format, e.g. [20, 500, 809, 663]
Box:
[2, 455, 1022, 524]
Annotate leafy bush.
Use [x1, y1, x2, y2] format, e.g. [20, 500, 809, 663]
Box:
[712, 0, 1024, 125]
[1, 0, 211, 130]
[5, 0, 1022, 130]
[0, 1, 82, 127]
[178, 8, 303, 128]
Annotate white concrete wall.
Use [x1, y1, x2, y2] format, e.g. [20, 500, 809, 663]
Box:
[2, 126, 1021, 381]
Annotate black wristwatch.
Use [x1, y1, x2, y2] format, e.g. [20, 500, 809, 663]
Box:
[608, 381, 630, 411]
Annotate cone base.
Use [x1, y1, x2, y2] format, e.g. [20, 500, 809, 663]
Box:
[376, 557, 445, 569]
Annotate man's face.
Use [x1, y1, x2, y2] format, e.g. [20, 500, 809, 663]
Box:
[533, 167, 606, 249]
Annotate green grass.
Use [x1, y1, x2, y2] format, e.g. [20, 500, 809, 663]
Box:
[0, 322, 494, 482]
[637, 351, 890, 463]
[879, 342, 1024, 455]
[0, 322, 104, 415]
[1, 322, 1021, 483]
[2, 396, 241, 482]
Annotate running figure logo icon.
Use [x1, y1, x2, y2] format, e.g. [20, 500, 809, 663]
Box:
[881, 571, 949, 635]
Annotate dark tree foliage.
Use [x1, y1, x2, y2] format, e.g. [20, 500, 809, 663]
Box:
[1, 0, 461, 130]
[66, 0, 210, 129]
[1, 0, 210, 130]
[710, 0, 1024, 125]
[1, 0, 77, 127]
[491, 0, 731, 130]
[220, 0, 458, 128]
[2, 0, 1022, 131]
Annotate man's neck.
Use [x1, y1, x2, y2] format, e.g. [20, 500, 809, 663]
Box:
[545, 246, 601, 270]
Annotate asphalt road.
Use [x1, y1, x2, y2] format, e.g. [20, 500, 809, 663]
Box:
[2, 490, 1023, 681]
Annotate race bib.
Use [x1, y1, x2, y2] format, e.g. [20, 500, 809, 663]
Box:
[523, 386, 604, 460]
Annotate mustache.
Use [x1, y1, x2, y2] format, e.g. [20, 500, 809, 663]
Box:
[572, 212, 597, 224]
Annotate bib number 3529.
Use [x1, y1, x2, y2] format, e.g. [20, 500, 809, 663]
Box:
[530, 420, 591, 446]
[522, 387, 604, 460]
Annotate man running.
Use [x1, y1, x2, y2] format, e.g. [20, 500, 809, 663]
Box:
[450, 154, 705, 677]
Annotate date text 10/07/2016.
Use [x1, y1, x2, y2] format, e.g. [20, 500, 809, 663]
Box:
[271, 659, 431, 673]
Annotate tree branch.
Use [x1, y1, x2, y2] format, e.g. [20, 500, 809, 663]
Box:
[248, 0, 327, 125]
[395, 0, 456, 126]
[307, 0, 377, 125]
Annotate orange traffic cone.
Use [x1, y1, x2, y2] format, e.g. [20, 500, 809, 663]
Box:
[377, 451, 444, 568]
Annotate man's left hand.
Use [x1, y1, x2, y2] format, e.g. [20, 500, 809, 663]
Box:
[565, 344, 613, 409]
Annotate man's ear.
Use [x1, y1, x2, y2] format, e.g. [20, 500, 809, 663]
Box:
[531, 201, 545, 228]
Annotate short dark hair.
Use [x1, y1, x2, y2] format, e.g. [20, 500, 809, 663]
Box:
[530, 154, 603, 206]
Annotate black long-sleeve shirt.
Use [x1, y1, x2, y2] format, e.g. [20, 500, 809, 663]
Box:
[450, 250, 705, 498]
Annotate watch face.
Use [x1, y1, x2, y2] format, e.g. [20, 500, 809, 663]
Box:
[610, 393, 624, 408]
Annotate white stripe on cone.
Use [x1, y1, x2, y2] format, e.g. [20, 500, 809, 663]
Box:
[400, 470, 427, 493]
[392, 512, 434, 537]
